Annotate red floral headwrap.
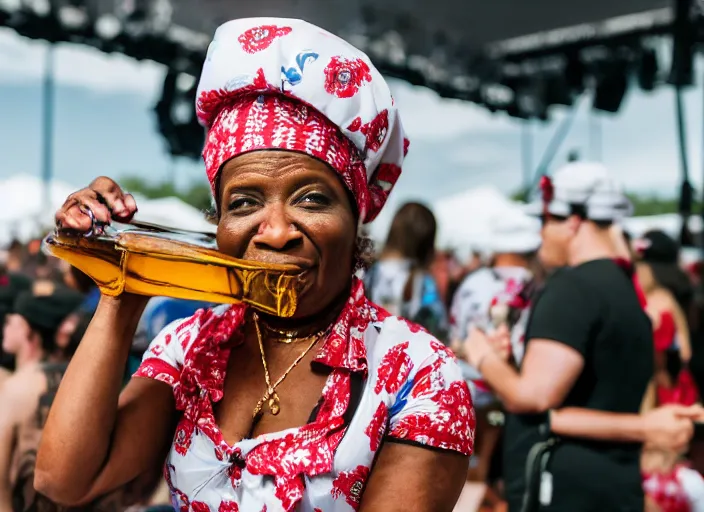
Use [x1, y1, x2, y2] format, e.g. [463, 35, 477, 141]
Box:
[202, 93, 370, 218]
[196, 18, 409, 223]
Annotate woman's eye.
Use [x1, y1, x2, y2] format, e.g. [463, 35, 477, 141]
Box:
[228, 197, 257, 211]
[297, 193, 330, 206]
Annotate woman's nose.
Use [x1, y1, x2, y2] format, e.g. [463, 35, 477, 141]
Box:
[253, 208, 303, 251]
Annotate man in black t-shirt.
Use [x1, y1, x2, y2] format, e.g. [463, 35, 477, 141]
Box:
[464, 162, 697, 511]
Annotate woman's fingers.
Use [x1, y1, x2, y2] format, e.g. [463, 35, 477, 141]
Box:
[119, 193, 138, 221]
[55, 177, 138, 233]
[89, 176, 137, 220]
[55, 205, 91, 232]
[56, 191, 109, 231]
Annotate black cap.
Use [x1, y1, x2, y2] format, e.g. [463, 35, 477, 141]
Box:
[13, 287, 84, 333]
[636, 230, 679, 265]
[0, 273, 32, 316]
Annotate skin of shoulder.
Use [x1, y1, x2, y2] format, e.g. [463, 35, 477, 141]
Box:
[0, 368, 46, 425]
[0, 368, 10, 390]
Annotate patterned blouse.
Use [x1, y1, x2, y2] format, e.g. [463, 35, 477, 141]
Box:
[134, 279, 475, 512]
[449, 267, 534, 408]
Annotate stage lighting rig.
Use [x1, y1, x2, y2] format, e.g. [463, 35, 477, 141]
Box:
[10, 0, 61, 41]
[116, 0, 172, 38]
[154, 68, 204, 160]
[637, 45, 659, 91]
[51, 0, 99, 41]
[593, 62, 629, 113]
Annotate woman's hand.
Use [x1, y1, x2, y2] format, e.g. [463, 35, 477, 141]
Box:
[487, 324, 511, 361]
[464, 327, 493, 369]
[55, 176, 138, 233]
[55, 177, 146, 309]
[464, 325, 511, 369]
[642, 404, 700, 452]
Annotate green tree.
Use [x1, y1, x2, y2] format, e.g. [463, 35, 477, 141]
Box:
[119, 176, 213, 212]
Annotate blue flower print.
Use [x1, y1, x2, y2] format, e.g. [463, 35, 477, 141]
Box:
[281, 50, 319, 88]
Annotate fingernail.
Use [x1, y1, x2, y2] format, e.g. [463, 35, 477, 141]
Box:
[114, 200, 126, 214]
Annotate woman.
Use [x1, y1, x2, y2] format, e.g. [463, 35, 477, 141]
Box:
[35, 18, 474, 512]
[634, 230, 694, 399]
[365, 202, 448, 341]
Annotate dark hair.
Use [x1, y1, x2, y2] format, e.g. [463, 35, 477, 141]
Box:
[638, 229, 693, 311]
[64, 311, 93, 358]
[33, 325, 58, 354]
[8, 240, 23, 255]
[650, 262, 694, 313]
[69, 266, 95, 294]
[569, 203, 613, 229]
[384, 202, 437, 268]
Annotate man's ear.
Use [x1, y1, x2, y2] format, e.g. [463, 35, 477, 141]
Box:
[566, 215, 582, 235]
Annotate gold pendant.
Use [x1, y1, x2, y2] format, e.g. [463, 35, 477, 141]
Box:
[268, 394, 280, 416]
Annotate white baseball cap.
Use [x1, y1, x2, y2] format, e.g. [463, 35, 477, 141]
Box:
[525, 162, 633, 222]
[480, 205, 542, 255]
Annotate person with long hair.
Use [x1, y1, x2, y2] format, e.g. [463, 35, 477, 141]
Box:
[634, 230, 695, 397]
[35, 18, 475, 512]
[365, 202, 448, 341]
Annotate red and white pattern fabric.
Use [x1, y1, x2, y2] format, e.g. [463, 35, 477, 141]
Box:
[450, 267, 533, 407]
[643, 465, 704, 512]
[134, 278, 475, 512]
[197, 17, 408, 223]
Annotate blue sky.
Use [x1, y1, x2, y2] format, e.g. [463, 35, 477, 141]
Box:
[1, 26, 703, 229]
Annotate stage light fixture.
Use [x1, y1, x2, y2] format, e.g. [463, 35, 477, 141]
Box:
[637, 46, 658, 91]
[21, 0, 49, 17]
[542, 74, 573, 107]
[593, 62, 629, 113]
[564, 53, 585, 91]
[94, 13, 121, 39]
[154, 69, 204, 160]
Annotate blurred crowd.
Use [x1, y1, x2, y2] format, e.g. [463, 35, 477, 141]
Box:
[0, 238, 203, 511]
[1, 163, 704, 512]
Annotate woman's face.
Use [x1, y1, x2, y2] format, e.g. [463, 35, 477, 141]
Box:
[216, 151, 357, 319]
[2, 314, 32, 355]
[635, 261, 656, 292]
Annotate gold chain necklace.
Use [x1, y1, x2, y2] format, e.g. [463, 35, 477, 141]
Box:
[258, 320, 329, 344]
[251, 313, 326, 418]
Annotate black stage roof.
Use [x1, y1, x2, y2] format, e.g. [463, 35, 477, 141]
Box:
[0, 0, 696, 155]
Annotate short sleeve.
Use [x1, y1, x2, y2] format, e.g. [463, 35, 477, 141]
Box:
[385, 340, 476, 456]
[133, 314, 202, 388]
[527, 270, 600, 356]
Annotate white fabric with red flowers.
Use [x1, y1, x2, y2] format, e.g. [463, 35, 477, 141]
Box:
[134, 278, 475, 512]
[196, 17, 408, 223]
[450, 267, 533, 408]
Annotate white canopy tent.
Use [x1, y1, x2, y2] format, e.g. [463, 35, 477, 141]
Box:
[367, 186, 522, 260]
[432, 186, 525, 260]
